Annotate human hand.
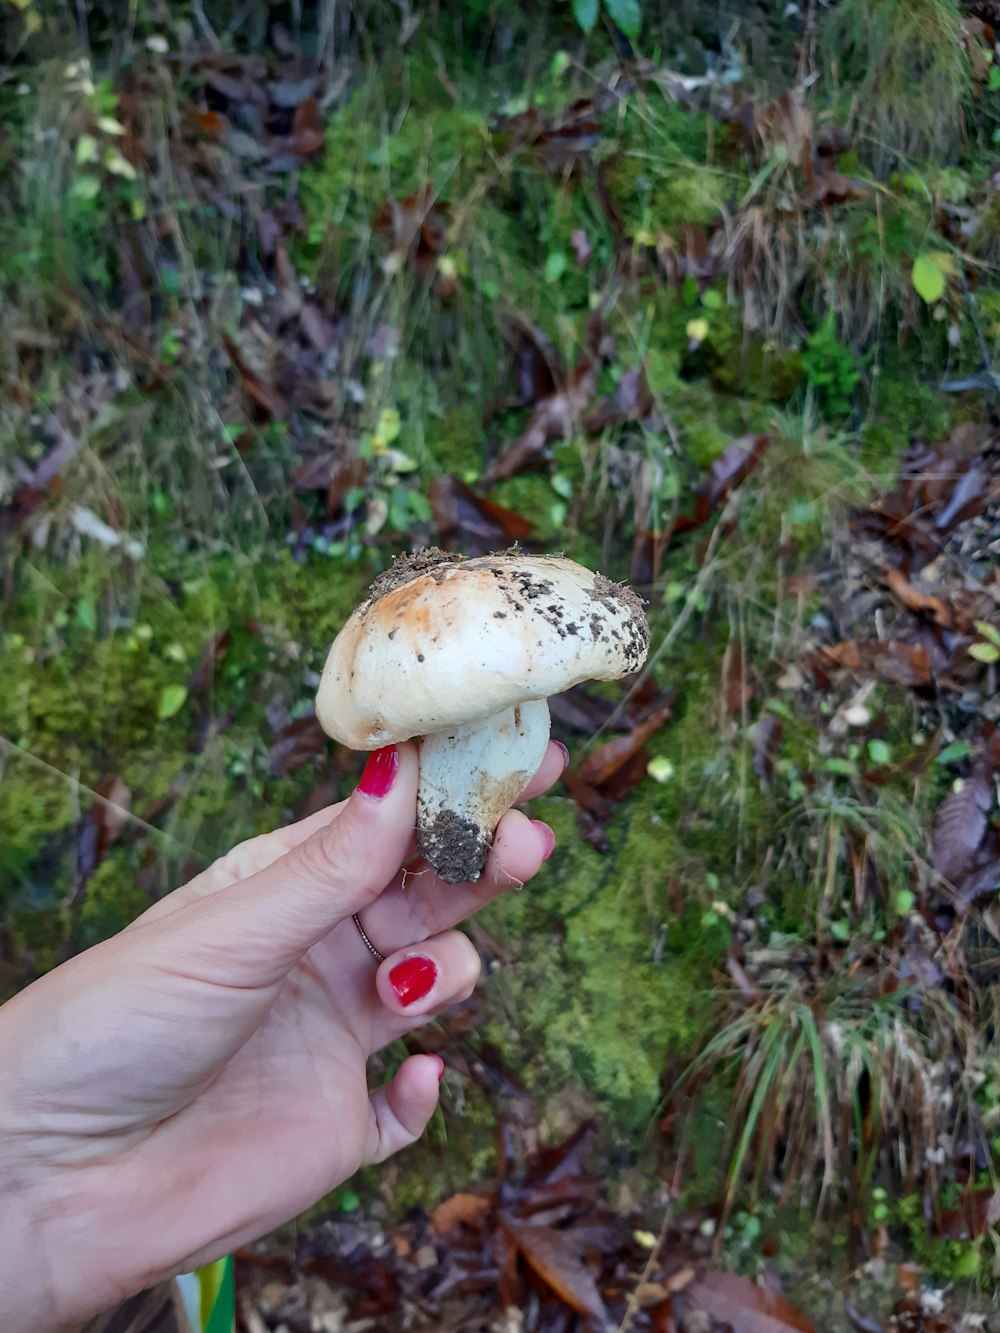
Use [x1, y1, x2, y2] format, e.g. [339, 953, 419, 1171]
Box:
[0, 740, 565, 1331]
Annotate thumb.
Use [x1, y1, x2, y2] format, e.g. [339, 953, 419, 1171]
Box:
[159, 743, 419, 986]
[365, 1054, 445, 1164]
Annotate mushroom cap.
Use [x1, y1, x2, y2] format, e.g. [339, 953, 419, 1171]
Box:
[316, 550, 650, 749]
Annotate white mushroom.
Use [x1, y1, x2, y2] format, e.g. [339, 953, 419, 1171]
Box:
[316, 548, 650, 883]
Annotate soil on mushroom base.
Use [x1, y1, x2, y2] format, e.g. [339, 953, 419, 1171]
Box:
[417, 807, 490, 885]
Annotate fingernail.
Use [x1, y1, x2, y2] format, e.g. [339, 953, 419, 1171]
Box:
[389, 955, 437, 1007]
[432, 1055, 445, 1083]
[358, 745, 399, 799]
[553, 740, 570, 773]
[532, 819, 555, 862]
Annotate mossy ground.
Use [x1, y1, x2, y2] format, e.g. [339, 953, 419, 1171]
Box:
[1, 7, 995, 1297]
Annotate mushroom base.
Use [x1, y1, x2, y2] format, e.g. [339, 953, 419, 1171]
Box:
[416, 808, 491, 887]
[415, 700, 551, 884]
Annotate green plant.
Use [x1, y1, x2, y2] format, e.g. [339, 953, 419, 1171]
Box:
[567, 0, 642, 40]
[802, 312, 862, 417]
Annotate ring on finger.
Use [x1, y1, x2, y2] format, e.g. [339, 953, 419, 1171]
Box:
[352, 913, 386, 965]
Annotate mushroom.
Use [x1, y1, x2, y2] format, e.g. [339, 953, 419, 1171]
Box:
[316, 548, 650, 883]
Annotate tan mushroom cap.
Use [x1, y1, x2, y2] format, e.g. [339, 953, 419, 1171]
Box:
[316, 550, 649, 749]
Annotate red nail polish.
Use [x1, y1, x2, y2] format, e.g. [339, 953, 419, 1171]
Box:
[358, 745, 399, 799]
[389, 955, 437, 1007]
[532, 820, 555, 861]
[553, 740, 570, 773]
[432, 1055, 445, 1083]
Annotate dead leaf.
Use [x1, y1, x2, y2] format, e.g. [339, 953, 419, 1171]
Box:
[578, 703, 674, 788]
[687, 1270, 817, 1333]
[429, 475, 532, 554]
[821, 640, 934, 688]
[222, 330, 287, 420]
[935, 1184, 1000, 1239]
[583, 364, 654, 431]
[753, 715, 783, 781]
[287, 97, 325, 155]
[932, 770, 992, 886]
[501, 1219, 607, 1321]
[429, 1192, 493, 1235]
[698, 434, 771, 519]
[487, 361, 597, 482]
[267, 711, 329, 776]
[881, 565, 953, 629]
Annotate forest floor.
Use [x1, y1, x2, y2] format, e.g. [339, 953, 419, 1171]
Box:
[1, 4, 999, 1331]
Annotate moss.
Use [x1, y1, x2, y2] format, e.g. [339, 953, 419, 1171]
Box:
[0, 544, 373, 955]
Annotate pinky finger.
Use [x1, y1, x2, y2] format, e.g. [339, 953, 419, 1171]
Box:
[364, 1053, 444, 1165]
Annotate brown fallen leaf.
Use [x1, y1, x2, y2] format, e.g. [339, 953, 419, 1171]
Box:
[932, 769, 992, 886]
[221, 330, 287, 420]
[287, 96, 325, 155]
[267, 711, 329, 776]
[577, 702, 674, 788]
[821, 640, 934, 688]
[753, 715, 783, 782]
[429, 1192, 493, 1235]
[935, 1184, 1000, 1239]
[487, 361, 598, 483]
[501, 1219, 607, 1321]
[880, 565, 953, 629]
[429, 475, 532, 555]
[698, 434, 771, 519]
[687, 1269, 817, 1333]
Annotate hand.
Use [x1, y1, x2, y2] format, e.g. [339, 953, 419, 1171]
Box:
[0, 740, 564, 1332]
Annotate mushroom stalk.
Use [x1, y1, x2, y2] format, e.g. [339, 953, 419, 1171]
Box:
[416, 699, 551, 884]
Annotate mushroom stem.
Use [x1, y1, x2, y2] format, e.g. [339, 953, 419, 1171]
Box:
[416, 699, 551, 884]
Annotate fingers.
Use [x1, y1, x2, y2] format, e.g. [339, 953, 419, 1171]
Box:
[365, 1054, 444, 1165]
[131, 741, 568, 935]
[146, 744, 421, 987]
[374, 930, 481, 1018]
[355, 807, 554, 962]
[519, 739, 569, 802]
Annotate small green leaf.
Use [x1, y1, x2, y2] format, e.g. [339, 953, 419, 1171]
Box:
[936, 741, 973, 766]
[830, 920, 850, 942]
[408, 490, 432, 523]
[76, 598, 97, 633]
[970, 641, 1000, 663]
[989, 65, 1000, 90]
[646, 755, 675, 783]
[75, 134, 98, 165]
[974, 619, 1000, 647]
[157, 683, 188, 721]
[544, 250, 567, 283]
[603, 0, 642, 38]
[551, 472, 574, 499]
[701, 288, 723, 310]
[823, 757, 857, 776]
[895, 888, 915, 914]
[71, 173, 101, 201]
[867, 739, 892, 766]
[912, 253, 947, 304]
[571, 0, 599, 30]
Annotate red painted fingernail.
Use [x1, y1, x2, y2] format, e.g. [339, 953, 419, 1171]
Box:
[532, 820, 555, 861]
[358, 745, 399, 799]
[432, 1055, 445, 1083]
[553, 740, 570, 773]
[389, 955, 437, 1007]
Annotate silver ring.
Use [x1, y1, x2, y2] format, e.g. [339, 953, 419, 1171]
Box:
[352, 913, 385, 964]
